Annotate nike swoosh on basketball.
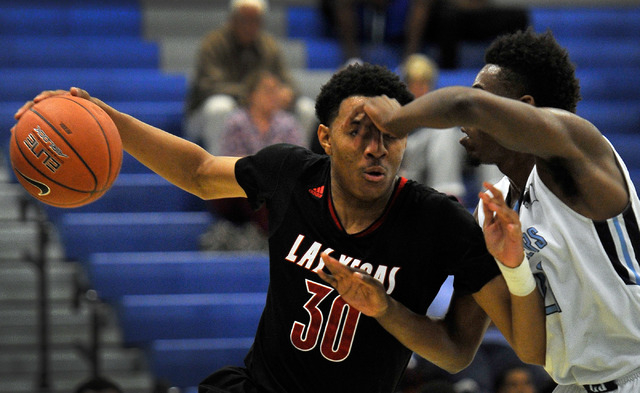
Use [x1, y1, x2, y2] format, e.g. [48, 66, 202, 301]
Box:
[16, 169, 51, 196]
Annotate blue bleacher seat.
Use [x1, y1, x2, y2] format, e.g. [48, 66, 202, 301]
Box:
[0, 6, 141, 37]
[558, 38, 640, 69]
[0, 37, 159, 69]
[532, 7, 640, 40]
[304, 39, 343, 70]
[0, 69, 186, 102]
[607, 134, 640, 170]
[116, 293, 266, 345]
[578, 101, 640, 136]
[58, 211, 213, 261]
[42, 173, 204, 223]
[577, 68, 640, 101]
[120, 151, 153, 174]
[149, 337, 255, 388]
[286, 6, 329, 40]
[113, 101, 186, 137]
[87, 251, 269, 301]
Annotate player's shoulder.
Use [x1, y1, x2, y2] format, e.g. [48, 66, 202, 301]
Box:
[401, 179, 467, 216]
[403, 179, 459, 204]
[256, 143, 317, 160]
[248, 143, 327, 173]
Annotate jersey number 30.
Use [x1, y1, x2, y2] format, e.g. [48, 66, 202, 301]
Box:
[290, 279, 361, 362]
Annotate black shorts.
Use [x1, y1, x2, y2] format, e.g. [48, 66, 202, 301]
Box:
[198, 366, 261, 393]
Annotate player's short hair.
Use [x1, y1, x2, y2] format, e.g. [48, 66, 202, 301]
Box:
[484, 27, 581, 113]
[315, 63, 414, 126]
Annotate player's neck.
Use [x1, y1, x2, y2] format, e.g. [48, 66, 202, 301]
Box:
[330, 184, 394, 235]
[498, 154, 535, 202]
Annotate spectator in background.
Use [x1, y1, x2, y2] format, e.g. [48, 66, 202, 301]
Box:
[494, 366, 537, 393]
[399, 53, 467, 200]
[73, 376, 123, 393]
[201, 69, 304, 251]
[320, 0, 413, 66]
[185, 0, 316, 155]
[417, 379, 457, 393]
[404, 0, 528, 69]
[321, 0, 527, 69]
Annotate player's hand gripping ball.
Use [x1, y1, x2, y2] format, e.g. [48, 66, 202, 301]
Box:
[10, 94, 122, 208]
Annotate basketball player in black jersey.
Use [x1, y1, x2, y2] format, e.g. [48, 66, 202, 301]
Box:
[16, 63, 543, 393]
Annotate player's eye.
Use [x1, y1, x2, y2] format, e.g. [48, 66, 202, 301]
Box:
[383, 133, 398, 142]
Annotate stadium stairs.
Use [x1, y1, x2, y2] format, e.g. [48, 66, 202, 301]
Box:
[1, 0, 639, 392]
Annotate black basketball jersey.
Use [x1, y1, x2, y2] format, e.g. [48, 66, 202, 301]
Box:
[234, 144, 499, 393]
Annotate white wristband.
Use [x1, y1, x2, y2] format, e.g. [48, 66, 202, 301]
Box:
[495, 255, 536, 297]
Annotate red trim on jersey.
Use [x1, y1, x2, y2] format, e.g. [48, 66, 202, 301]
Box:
[327, 177, 408, 237]
[328, 186, 344, 231]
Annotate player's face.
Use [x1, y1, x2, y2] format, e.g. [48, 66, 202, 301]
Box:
[250, 74, 282, 115]
[459, 65, 513, 166]
[323, 96, 406, 202]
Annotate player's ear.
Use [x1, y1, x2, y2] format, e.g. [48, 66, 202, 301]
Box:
[318, 124, 332, 155]
[520, 94, 536, 107]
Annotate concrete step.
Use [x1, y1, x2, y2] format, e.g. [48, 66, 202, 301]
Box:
[159, 35, 307, 75]
[0, 259, 79, 302]
[0, 183, 38, 221]
[0, 346, 148, 377]
[0, 220, 65, 260]
[0, 320, 123, 347]
[0, 299, 123, 348]
[0, 370, 154, 393]
[141, 1, 288, 40]
[291, 68, 333, 103]
[0, 300, 120, 331]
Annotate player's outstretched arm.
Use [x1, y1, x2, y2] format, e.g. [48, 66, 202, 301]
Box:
[318, 253, 491, 373]
[14, 88, 246, 201]
[473, 182, 546, 366]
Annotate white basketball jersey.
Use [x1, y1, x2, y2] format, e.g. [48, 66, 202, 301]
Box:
[478, 147, 640, 386]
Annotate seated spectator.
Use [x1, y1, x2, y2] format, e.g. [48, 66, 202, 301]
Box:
[185, 0, 316, 154]
[494, 366, 537, 393]
[320, 0, 412, 65]
[201, 70, 304, 250]
[321, 0, 528, 69]
[404, 0, 529, 68]
[399, 53, 467, 200]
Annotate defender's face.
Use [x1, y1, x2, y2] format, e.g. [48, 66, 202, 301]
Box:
[459, 65, 512, 166]
[324, 96, 406, 202]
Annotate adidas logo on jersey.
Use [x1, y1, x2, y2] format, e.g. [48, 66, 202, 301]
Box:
[309, 185, 324, 198]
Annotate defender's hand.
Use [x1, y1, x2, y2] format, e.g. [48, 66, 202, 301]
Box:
[316, 252, 390, 318]
[479, 182, 524, 268]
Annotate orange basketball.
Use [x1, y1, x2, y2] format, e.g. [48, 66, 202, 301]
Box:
[9, 94, 122, 208]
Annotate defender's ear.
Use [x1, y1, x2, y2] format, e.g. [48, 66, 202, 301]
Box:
[520, 95, 536, 106]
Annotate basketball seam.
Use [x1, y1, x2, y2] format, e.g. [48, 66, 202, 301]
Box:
[30, 106, 100, 191]
[57, 95, 119, 190]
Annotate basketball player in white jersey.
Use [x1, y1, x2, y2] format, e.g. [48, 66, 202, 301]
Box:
[320, 28, 640, 393]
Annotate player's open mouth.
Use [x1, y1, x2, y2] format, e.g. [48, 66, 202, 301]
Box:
[364, 167, 385, 182]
